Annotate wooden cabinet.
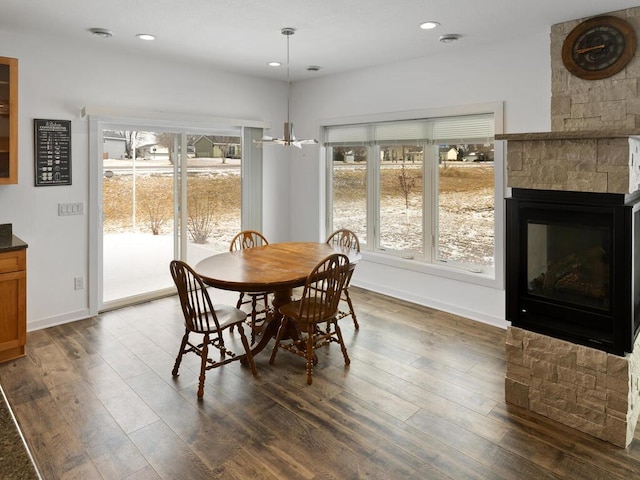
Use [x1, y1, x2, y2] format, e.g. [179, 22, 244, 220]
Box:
[0, 56, 18, 185]
[0, 248, 26, 363]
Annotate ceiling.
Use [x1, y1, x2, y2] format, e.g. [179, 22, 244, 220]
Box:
[2, 0, 640, 81]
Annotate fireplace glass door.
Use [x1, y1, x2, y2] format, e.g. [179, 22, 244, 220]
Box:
[517, 204, 616, 339]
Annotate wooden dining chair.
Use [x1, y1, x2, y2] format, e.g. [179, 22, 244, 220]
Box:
[269, 253, 351, 385]
[229, 230, 271, 341]
[170, 260, 257, 399]
[326, 228, 360, 329]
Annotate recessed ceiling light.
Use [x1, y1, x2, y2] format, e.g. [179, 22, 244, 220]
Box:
[419, 21, 440, 30]
[439, 34, 461, 43]
[89, 27, 113, 38]
[136, 33, 156, 41]
[268, 61, 282, 67]
[306, 65, 321, 72]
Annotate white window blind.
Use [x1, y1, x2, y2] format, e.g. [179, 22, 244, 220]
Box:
[324, 124, 371, 146]
[374, 121, 429, 144]
[324, 114, 494, 146]
[432, 114, 494, 144]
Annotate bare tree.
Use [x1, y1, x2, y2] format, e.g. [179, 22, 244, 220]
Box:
[187, 193, 216, 244]
[155, 132, 175, 164]
[137, 175, 172, 235]
[119, 131, 140, 158]
[398, 161, 417, 210]
[212, 135, 240, 165]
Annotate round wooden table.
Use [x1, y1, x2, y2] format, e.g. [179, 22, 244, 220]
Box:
[195, 242, 361, 356]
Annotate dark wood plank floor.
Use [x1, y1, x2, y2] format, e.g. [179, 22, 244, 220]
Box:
[1, 287, 640, 479]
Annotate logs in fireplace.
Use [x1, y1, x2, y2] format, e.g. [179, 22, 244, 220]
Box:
[506, 188, 640, 355]
[529, 245, 608, 303]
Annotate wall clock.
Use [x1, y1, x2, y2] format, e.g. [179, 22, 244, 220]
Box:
[561, 15, 637, 80]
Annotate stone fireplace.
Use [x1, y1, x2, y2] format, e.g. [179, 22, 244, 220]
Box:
[499, 7, 640, 448]
[498, 130, 640, 447]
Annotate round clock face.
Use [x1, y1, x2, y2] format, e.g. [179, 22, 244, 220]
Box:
[562, 15, 637, 80]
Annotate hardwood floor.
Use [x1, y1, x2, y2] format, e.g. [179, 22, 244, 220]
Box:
[1, 287, 640, 479]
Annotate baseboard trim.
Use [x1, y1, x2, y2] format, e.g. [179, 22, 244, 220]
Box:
[27, 309, 92, 332]
[353, 279, 509, 330]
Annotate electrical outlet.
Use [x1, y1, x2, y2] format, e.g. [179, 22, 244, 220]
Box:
[74, 277, 84, 290]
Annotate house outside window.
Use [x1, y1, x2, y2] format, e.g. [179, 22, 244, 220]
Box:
[325, 110, 499, 278]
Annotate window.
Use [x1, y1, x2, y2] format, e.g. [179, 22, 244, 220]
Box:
[325, 109, 499, 278]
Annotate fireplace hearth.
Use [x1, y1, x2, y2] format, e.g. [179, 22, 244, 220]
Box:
[506, 188, 640, 355]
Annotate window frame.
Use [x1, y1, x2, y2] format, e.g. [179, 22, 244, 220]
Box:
[322, 102, 504, 290]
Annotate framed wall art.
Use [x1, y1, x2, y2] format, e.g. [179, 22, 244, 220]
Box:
[34, 118, 71, 186]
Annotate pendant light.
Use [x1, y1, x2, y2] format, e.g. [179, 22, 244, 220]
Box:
[258, 27, 318, 148]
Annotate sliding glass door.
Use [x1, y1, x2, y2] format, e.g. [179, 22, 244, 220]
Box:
[100, 126, 243, 309]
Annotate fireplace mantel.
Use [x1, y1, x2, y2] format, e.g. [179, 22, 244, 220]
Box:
[496, 129, 640, 141]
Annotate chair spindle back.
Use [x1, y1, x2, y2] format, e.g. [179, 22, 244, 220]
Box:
[170, 260, 220, 333]
[230, 230, 269, 252]
[326, 229, 360, 252]
[298, 253, 350, 322]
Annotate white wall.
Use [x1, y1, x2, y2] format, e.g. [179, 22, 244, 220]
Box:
[288, 31, 553, 327]
[0, 26, 554, 330]
[0, 30, 291, 328]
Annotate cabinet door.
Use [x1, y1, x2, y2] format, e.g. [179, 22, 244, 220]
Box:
[0, 56, 18, 184]
[0, 269, 26, 361]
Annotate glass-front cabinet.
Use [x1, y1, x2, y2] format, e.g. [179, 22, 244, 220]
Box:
[0, 56, 17, 184]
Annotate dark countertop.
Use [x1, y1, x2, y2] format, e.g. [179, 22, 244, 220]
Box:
[0, 235, 28, 253]
[0, 385, 40, 479]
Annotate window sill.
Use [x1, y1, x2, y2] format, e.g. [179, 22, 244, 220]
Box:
[360, 250, 502, 289]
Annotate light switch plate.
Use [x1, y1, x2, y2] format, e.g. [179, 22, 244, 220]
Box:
[58, 203, 84, 216]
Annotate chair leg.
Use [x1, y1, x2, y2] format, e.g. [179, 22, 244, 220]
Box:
[172, 332, 189, 376]
[197, 334, 210, 399]
[231, 292, 247, 334]
[306, 325, 315, 385]
[250, 295, 258, 343]
[237, 324, 258, 376]
[255, 294, 269, 343]
[344, 289, 359, 329]
[334, 322, 351, 366]
[269, 317, 288, 365]
[236, 292, 245, 309]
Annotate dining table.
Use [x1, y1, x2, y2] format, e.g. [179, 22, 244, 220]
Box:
[194, 241, 361, 356]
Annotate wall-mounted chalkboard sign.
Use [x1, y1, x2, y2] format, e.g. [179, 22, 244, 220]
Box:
[34, 119, 71, 186]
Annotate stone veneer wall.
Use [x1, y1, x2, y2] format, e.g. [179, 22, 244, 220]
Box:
[505, 326, 640, 448]
[551, 7, 640, 132]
